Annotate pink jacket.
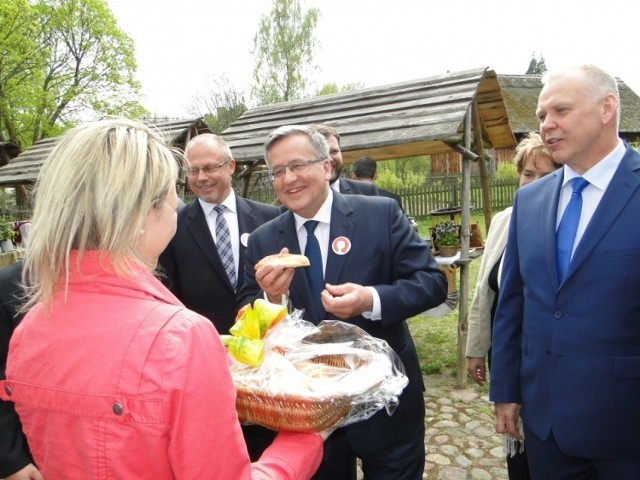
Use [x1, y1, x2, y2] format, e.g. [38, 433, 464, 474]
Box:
[0, 251, 321, 479]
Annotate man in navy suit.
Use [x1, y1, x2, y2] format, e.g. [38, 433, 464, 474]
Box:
[351, 155, 404, 211]
[237, 125, 447, 480]
[158, 133, 279, 460]
[490, 65, 640, 478]
[310, 124, 380, 197]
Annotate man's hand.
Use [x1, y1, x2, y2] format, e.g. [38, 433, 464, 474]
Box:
[255, 248, 295, 303]
[467, 357, 487, 386]
[494, 402, 523, 440]
[321, 283, 373, 319]
[6, 463, 44, 480]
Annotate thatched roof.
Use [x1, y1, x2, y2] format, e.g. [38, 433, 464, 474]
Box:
[498, 74, 640, 139]
[224, 67, 516, 174]
[0, 118, 211, 187]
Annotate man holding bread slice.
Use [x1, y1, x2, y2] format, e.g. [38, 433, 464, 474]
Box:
[237, 125, 447, 480]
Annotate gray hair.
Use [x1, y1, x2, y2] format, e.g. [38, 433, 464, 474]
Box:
[264, 125, 330, 165]
[543, 64, 620, 125]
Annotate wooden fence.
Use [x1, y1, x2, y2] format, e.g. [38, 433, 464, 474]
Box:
[398, 178, 518, 217]
[225, 176, 520, 218]
[4, 177, 519, 221]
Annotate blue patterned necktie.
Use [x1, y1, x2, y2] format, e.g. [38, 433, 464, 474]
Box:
[214, 205, 237, 291]
[304, 220, 325, 320]
[556, 177, 589, 282]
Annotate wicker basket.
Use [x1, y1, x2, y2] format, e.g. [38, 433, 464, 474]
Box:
[236, 387, 353, 431]
[236, 353, 365, 431]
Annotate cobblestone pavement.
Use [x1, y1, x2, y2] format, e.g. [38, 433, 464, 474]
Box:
[423, 375, 508, 480]
[357, 374, 508, 480]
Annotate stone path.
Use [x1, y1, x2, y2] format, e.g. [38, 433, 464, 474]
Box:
[423, 375, 508, 480]
[357, 374, 509, 480]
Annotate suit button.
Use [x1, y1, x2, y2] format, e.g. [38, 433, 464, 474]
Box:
[546, 351, 552, 357]
[4, 385, 12, 396]
[112, 403, 124, 415]
[554, 311, 562, 319]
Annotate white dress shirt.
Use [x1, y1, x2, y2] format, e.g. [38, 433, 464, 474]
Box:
[199, 193, 240, 278]
[556, 140, 625, 258]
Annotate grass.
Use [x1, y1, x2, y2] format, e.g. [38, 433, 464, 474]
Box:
[407, 213, 490, 388]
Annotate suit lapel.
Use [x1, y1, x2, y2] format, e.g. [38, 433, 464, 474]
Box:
[275, 213, 318, 322]
[539, 171, 563, 289]
[236, 198, 254, 289]
[566, 149, 640, 281]
[186, 201, 234, 291]
[325, 193, 355, 286]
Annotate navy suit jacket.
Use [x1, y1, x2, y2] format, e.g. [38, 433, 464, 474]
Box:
[337, 177, 379, 196]
[238, 192, 447, 454]
[158, 196, 279, 334]
[490, 145, 640, 458]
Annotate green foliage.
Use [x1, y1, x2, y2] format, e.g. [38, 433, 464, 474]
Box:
[0, 217, 16, 241]
[190, 75, 247, 134]
[315, 82, 364, 96]
[251, 0, 319, 105]
[526, 53, 547, 75]
[495, 162, 519, 181]
[0, 0, 146, 148]
[374, 156, 431, 190]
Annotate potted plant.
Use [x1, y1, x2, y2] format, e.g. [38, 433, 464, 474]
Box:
[432, 220, 460, 257]
[0, 218, 16, 252]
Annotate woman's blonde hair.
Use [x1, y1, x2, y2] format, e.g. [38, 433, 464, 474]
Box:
[513, 132, 559, 173]
[22, 119, 183, 310]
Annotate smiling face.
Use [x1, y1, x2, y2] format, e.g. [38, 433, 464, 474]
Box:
[536, 69, 618, 173]
[268, 133, 331, 218]
[186, 137, 235, 204]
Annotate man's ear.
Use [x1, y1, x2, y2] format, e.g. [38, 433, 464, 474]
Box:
[351, 172, 357, 180]
[601, 93, 618, 126]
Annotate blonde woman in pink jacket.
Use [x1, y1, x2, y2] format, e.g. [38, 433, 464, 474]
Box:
[0, 119, 326, 479]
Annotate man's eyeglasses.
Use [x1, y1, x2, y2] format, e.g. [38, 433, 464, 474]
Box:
[187, 158, 231, 176]
[268, 159, 324, 181]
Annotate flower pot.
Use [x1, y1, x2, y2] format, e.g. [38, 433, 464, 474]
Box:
[437, 245, 459, 257]
[1, 239, 14, 253]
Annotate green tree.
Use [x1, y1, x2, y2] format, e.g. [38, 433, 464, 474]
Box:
[251, 0, 319, 105]
[0, 0, 146, 149]
[315, 82, 364, 96]
[189, 74, 247, 134]
[526, 53, 547, 75]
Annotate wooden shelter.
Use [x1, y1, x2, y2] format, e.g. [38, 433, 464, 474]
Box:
[224, 66, 517, 387]
[0, 118, 212, 195]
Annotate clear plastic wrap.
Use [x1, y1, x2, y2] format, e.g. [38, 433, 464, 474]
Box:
[227, 308, 408, 432]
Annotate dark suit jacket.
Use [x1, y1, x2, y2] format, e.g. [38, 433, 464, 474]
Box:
[0, 262, 32, 477]
[490, 145, 640, 458]
[337, 177, 379, 196]
[378, 188, 403, 211]
[238, 192, 447, 455]
[158, 196, 280, 334]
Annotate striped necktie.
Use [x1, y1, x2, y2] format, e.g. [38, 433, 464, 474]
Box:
[214, 205, 237, 291]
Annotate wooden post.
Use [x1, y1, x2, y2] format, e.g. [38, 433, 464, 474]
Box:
[456, 106, 473, 389]
[472, 102, 493, 233]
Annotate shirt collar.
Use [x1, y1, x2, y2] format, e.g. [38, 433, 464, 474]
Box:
[198, 191, 237, 216]
[561, 139, 625, 192]
[293, 189, 333, 232]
